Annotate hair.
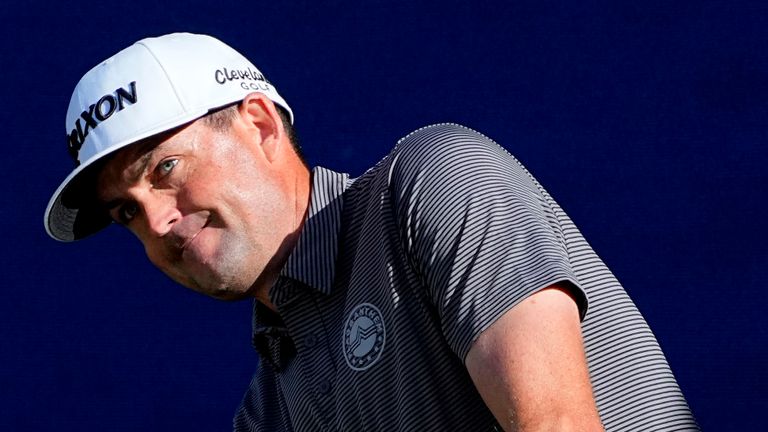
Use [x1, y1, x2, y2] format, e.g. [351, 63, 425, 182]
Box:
[202, 102, 305, 165]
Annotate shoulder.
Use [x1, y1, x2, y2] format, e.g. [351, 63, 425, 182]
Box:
[386, 123, 534, 196]
[392, 123, 509, 164]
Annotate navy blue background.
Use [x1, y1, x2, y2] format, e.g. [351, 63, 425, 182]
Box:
[2, 1, 765, 430]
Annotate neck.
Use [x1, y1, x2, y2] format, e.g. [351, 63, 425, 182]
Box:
[252, 160, 312, 313]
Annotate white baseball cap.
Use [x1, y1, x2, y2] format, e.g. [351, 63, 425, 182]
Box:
[44, 32, 293, 242]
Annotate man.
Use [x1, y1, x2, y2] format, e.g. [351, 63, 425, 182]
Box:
[46, 33, 698, 431]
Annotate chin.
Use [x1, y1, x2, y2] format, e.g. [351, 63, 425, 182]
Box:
[184, 274, 255, 301]
[206, 285, 254, 301]
[163, 266, 248, 301]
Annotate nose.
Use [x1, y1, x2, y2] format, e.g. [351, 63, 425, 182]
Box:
[142, 194, 181, 237]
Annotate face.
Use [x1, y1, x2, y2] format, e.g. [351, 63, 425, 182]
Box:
[96, 115, 298, 300]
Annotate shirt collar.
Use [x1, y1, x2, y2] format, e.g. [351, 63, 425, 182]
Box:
[252, 167, 348, 367]
[277, 166, 349, 296]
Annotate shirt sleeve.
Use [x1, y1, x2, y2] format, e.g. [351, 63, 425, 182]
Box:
[389, 123, 589, 362]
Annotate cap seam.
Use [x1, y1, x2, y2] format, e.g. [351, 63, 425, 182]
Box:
[135, 40, 188, 111]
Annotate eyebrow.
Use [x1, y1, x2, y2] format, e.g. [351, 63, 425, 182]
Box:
[133, 148, 156, 183]
[100, 145, 157, 211]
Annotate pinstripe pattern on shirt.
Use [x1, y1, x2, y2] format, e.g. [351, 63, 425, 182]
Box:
[234, 123, 698, 431]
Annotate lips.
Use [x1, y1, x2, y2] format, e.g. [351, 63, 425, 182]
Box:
[181, 219, 209, 251]
[167, 211, 211, 257]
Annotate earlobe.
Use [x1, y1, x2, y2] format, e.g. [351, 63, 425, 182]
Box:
[238, 92, 284, 162]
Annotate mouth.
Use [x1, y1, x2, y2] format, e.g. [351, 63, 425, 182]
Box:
[180, 217, 210, 252]
[166, 212, 212, 262]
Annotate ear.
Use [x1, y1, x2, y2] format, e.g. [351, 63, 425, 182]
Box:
[236, 92, 286, 162]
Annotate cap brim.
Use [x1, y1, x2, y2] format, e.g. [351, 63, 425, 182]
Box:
[44, 109, 210, 242]
[46, 178, 112, 242]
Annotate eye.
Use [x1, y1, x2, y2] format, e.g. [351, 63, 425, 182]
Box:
[157, 159, 179, 176]
[117, 202, 139, 224]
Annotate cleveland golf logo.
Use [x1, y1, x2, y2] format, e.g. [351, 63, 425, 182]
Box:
[214, 66, 272, 92]
[66, 81, 138, 165]
[343, 303, 386, 371]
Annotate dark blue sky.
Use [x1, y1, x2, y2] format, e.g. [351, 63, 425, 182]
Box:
[2, 1, 766, 430]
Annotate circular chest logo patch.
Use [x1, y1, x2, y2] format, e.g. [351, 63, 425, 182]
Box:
[342, 303, 386, 371]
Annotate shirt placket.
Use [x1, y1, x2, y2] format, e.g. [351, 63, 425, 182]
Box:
[275, 278, 338, 432]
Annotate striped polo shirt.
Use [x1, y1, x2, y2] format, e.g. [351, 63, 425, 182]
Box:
[233, 123, 699, 431]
